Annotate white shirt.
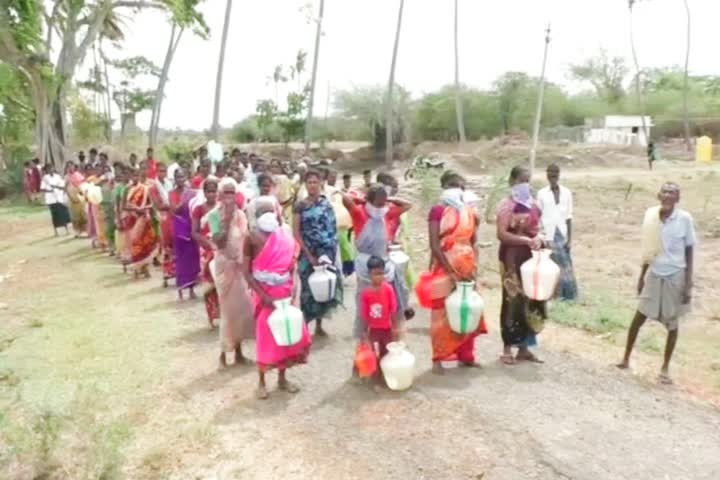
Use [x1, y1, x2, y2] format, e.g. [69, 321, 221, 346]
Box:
[41, 174, 66, 205]
[167, 162, 180, 187]
[537, 185, 573, 241]
[652, 208, 697, 277]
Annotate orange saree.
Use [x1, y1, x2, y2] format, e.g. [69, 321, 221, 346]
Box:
[126, 183, 158, 273]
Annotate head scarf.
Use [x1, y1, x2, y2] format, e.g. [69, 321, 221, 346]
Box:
[511, 182, 533, 209]
[441, 187, 465, 211]
[219, 177, 237, 192]
[257, 212, 279, 233]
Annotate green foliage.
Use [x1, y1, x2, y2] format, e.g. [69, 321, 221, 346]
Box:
[164, 0, 210, 38]
[69, 96, 107, 146]
[569, 50, 629, 105]
[160, 137, 196, 162]
[551, 291, 630, 334]
[255, 99, 279, 141]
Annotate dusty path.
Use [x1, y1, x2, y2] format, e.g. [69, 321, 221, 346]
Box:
[1, 205, 719, 480]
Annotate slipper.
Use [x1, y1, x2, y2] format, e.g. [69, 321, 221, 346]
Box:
[516, 353, 545, 364]
[658, 373, 674, 385]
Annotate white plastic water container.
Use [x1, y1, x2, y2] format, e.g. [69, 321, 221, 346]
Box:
[380, 342, 416, 391]
[445, 281, 484, 334]
[520, 249, 560, 301]
[267, 298, 305, 346]
[308, 265, 337, 303]
[388, 245, 410, 274]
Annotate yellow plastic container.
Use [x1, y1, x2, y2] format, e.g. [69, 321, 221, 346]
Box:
[695, 136, 713, 163]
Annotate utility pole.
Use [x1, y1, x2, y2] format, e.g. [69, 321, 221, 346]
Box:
[305, 0, 326, 153]
[530, 23, 551, 174]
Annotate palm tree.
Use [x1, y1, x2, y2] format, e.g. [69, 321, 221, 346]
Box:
[682, 0, 691, 154]
[628, 0, 648, 145]
[211, 0, 233, 141]
[453, 0, 466, 143]
[305, 0, 325, 152]
[385, 0, 405, 165]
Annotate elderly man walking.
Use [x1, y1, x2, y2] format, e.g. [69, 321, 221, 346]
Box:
[617, 182, 696, 385]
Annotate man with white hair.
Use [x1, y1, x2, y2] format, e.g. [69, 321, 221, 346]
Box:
[617, 182, 696, 385]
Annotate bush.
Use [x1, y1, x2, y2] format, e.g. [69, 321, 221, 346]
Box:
[0, 145, 32, 198]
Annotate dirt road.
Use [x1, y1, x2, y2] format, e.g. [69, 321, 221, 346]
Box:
[2, 199, 719, 480]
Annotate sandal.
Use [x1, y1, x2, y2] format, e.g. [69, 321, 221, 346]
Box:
[500, 354, 516, 365]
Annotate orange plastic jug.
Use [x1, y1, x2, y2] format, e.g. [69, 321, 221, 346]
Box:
[354, 343, 377, 378]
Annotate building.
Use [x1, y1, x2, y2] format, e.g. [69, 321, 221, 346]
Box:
[584, 115, 653, 147]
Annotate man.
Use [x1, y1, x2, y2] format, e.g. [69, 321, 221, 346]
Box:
[617, 182, 696, 385]
[342, 173, 353, 193]
[88, 148, 99, 167]
[99, 152, 114, 180]
[128, 153, 139, 171]
[537, 164, 577, 300]
[166, 154, 181, 190]
[362, 169, 372, 194]
[145, 147, 158, 180]
[77, 151, 86, 168]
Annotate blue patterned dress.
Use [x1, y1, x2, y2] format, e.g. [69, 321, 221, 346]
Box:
[295, 196, 343, 321]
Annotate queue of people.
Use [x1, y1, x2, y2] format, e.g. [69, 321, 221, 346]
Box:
[36, 147, 696, 392]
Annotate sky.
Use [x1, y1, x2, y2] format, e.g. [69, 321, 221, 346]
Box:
[91, 0, 720, 131]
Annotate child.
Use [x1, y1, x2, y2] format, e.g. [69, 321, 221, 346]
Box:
[356, 256, 398, 383]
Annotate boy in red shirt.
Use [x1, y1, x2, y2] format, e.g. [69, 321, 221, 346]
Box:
[359, 256, 398, 363]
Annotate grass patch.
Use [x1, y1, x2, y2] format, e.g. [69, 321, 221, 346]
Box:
[550, 291, 630, 334]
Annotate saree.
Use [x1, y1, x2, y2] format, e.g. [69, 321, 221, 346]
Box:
[497, 198, 546, 347]
[114, 183, 130, 265]
[150, 181, 175, 281]
[101, 184, 116, 251]
[252, 226, 311, 372]
[296, 197, 343, 321]
[210, 206, 254, 351]
[87, 176, 108, 249]
[126, 182, 158, 273]
[352, 206, 409, 339]
[65, 174, 87, 235]
[428, 205, 487, 363]
[195, 203, 220, 324]
[171, 189, 200, 290]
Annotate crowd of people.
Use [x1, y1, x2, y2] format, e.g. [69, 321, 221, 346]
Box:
[30, 145, 696, 393]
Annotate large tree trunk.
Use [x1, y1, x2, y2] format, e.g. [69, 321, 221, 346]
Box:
[385, 0, 405, 165]
[682, 0, 691, 154]
[628, 2, 649, 145]
[211, 0, 233, 141]
[305, 0, 325, 152]
[101, 43, 113, 143]
[150, 24, 183, 148]
[453, 0, 466, 143]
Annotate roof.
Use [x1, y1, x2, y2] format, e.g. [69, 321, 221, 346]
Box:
[586, 115, 653, 128]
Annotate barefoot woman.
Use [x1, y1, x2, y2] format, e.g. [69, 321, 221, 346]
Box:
[427, 171, 488, 374]
[125, 166, 158, 279]
[244, 201, 311, 399]
[210, 179, 255, 368]
[496, 166, 545, 364]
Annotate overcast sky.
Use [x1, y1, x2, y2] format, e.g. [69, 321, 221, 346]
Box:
[95, 0, 719, 131]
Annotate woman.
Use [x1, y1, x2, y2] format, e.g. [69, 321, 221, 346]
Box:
[170, 170, 199, 300]
[64, 162, 87, 237]
[244, 201, 311, 400]
[84, 164, 98, 247]
[246, 173, 280, 231]
[149, 163, 175, 287]
[426, 171, 487, 373]
[124, 167, 158, 279]
[210, 179, 255, 367]
[100, 164, 117, 256]
[113, 168, 131, 272]
[192, 179, 220, 327]
[496, 165, 545, 364]
[86, 165, 109, 250]
[40, 164, 70, 236]
[293, 170, 343, 337]
[341, 185, 412, 342]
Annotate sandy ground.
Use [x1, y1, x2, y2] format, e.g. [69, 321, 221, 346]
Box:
[1, 161, 720, 480]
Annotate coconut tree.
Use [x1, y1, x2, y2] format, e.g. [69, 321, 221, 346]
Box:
[211, 0, 233, 141]
[682, 0, 691, 153]
[628, 0, 648, 144]
[453, 0, 466, 143]
[385, 0, 405, 164]
[304, 0, 325, 152]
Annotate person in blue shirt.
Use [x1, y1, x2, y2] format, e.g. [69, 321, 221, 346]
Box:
[617, 182, 696, 385]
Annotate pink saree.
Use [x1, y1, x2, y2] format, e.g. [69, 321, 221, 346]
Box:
[251, 226, 311, 372]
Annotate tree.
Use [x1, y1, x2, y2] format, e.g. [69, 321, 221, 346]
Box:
[453, 0, 466, 143]
[569, 50, 629, 105]
[211, 0, 232, 141]
[493, 72, 532, 133]
[682, 0, 691, 153]
[628, 0, 649, 143]
[110, 56, 160, 136]
[0, 1, 183, 168]
[304, 0, 325, 152]
[149, 0, 209, 149]
[255, 99, 278, 141]
[386, 0, 405, 164]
